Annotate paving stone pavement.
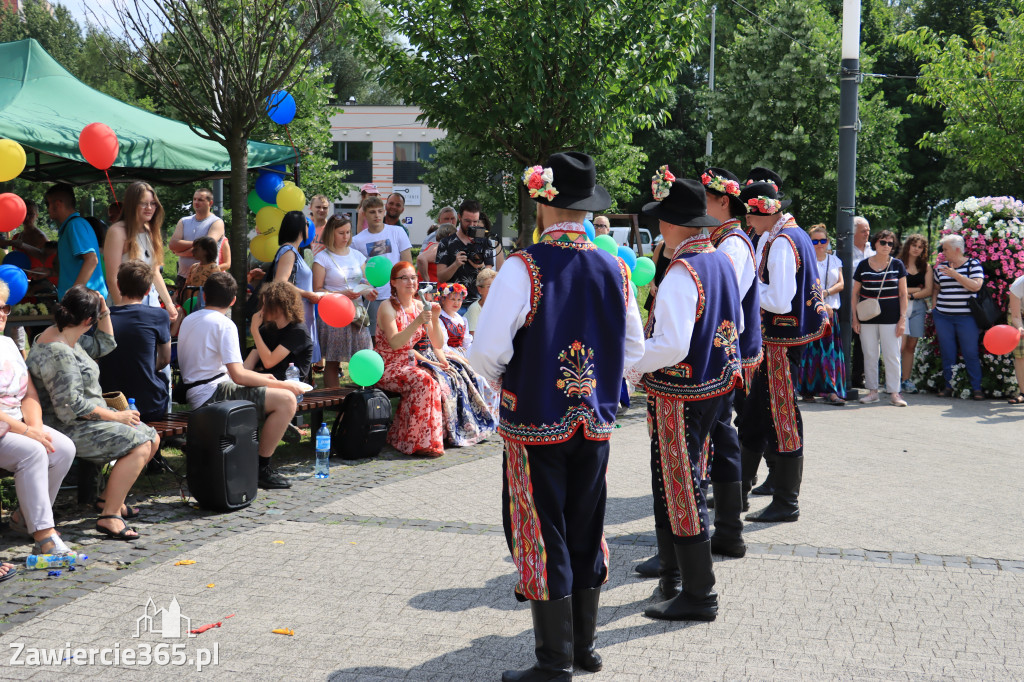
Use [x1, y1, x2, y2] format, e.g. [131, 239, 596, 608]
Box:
[0, 393, 1022, 680]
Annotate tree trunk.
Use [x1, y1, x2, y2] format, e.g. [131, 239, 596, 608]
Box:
[517, 182, 535, 248]
[227, 134, 250, 351]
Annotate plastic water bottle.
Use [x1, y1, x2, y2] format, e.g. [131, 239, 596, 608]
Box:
[26, 553, 87, 570]
[285, 363, 302, 402]
[315, 423, 330, 479]
[127, 398, 137, 412]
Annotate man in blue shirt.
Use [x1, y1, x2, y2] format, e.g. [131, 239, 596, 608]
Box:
[44, 184, 109, 299]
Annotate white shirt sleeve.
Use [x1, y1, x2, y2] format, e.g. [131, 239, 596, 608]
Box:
[466, 257, 531, 382]
[631, 265, 698, 375]
[759, 237, 798, 314]
[623, 288, 646, 370]
[1011, 275, 1024, 300]
[718, 235, 756, 298]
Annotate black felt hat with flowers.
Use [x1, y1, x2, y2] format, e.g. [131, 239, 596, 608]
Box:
[522, 152, 611, 212]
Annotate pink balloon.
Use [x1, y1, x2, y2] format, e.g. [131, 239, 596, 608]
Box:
[983, 324, 1022, 355]
[319, 293, 355, 328]
[79, 122, 119, 170]
[0, 193, 26, 233]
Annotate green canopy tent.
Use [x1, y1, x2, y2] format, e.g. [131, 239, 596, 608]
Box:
[0, 38, 295, 186]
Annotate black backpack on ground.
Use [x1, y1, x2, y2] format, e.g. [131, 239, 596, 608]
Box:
[333, 388, 392, 460]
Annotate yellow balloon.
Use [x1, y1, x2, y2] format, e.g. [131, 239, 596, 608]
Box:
[532, 226, 542, 244]
[0, 139, 26, 183]
[276, 184, 306, 212]
[281, 180, 295, 188]
[249, 233, 279, 263]
[255, 206, 285, 234]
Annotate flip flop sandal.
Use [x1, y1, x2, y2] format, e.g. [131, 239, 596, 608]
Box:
[826, 394, 847, 406]
[6, 510, 32, 539]
[95, 515, 139, 541]
[0, 563, 17, 583]
[95, 499, 140, 519]
[972, 391, 986, 401]
[31, 533, 70, 556]
[1007, 394, 1024, 404]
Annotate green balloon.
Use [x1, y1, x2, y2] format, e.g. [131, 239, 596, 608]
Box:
[366, 256, 392, 288]
[630, 280, 638, 300]
[594, 234, 618, 256]
[248, 188, 273, 214]
[633, 257, 656, 286]
[349, 349, 384, 387]
[183, 295, 198, 314]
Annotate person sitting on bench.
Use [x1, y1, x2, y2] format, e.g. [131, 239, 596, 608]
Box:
[177, 272, 304, 490]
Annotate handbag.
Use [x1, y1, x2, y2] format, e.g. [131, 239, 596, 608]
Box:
[965, 259, 1001, 330]
[102, 391, 129, 411]
[855, 257, 892, 322]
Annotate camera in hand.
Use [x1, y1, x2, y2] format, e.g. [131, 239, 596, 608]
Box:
[463, 227, 496, 265]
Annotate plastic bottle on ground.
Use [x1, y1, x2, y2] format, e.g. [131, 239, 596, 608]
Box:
[315, 422, 330, 479]
[26, 553, 87, 570]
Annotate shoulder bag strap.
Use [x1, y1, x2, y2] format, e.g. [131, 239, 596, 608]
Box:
[874, 257, 893, 300]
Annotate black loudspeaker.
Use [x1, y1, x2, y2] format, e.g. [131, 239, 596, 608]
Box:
[186, 400, 259, 511]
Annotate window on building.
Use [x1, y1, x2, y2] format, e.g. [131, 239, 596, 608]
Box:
[393, 142, 436, 183]
[332, 141, 373, 183]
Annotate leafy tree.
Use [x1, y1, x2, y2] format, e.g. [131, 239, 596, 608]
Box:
[354, 0, 708, 245]
[896, 9, 1024, 197]
[106, 0, 346, 337]
[707, 0, 907, 226]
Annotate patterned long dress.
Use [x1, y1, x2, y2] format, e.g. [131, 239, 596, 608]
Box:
[415, 341, 496, 447]
[374, 300, 445, 456]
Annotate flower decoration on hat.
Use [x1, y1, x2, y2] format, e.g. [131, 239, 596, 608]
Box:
[745, 178, 779, 192]
[651, 165, 676, 201]
[746, 196, 783, 215]
[438, 282, 468, 298]
[701, 171, 741, 197]
[522, 165, 559, 201]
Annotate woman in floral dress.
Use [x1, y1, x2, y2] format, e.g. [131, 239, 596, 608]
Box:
[374, 262, 447, 456]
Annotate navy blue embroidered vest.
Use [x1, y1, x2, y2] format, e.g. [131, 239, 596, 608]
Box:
[499, 228, 629, 444]
[710, 219, 763, 373]
[643, 236, 743, 401]
[758, 219, 830, 346]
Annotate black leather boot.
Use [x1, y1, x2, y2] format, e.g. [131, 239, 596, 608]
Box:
[746, 456, 802, 523]
[635, 553, 659, 578]
[709, 481, 746, 558]
[572, 587, 602, 672]
[502, 597, 574, 682]
[750, 451, 776, 495]
[643, 540, 718, 621]
[740, 445, 763, 512]
[655, 526, 681, 599]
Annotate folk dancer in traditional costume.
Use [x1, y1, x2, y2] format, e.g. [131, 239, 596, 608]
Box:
[628, 172, 743, 621]
[470, 152, 645, 681]
[702, 167, 762, 558]
[737, 180, 830, 522]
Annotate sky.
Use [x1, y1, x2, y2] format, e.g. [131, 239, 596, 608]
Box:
[54, 0, 122, 29]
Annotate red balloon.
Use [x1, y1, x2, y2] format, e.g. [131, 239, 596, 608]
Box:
[0, 193, 26, 233]
[983, 324, 1022, 355]
[319, 293, 355, 328]
[79, 122, 119, 170]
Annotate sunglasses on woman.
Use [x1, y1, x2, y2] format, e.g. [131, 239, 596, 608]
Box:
[811, 238, 829, 245]
[877, 239, 894, 247]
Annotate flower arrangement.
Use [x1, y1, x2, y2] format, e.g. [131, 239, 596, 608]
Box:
[701, 171, 740, 197]
[913, 195, 1024, 397]
[745, 196, 782, 215]
[522, 165, 558, 201]
[438, 282, 467, 298]
[651, 165, 676, 201]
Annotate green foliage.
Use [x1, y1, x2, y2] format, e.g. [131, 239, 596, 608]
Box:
[354, 0, 706, 243]
[707, 0, 907, 226]
[896, 10, 1024, 195]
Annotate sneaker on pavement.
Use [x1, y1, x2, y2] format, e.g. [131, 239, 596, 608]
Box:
[901, 379, 918, 394]
[258, 467, 291, 489]
[859, 391, 880, 404]
[890, 393, 908, 407]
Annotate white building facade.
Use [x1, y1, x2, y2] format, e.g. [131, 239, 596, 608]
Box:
[329, 105, 444, 247]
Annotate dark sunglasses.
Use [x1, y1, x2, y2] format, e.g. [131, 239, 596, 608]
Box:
[0, 305, 10, 316]
[877, 239, 895, 247]
[811, 238, 829, 245]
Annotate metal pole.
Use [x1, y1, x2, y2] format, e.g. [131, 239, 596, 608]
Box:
[705, 5, 717, 158]
[836, 0, 861, 398]
[212, 178, 224, 216]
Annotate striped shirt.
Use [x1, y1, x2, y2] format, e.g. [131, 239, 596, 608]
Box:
[934, 258, 984, 315]
[854, 257, 907, 324]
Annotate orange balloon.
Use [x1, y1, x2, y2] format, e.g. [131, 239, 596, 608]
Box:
[0, 193, 26, 233]
[319, 293, 355, 328]
[79, 122, 119, 170]
[983, 324, 1022, 355]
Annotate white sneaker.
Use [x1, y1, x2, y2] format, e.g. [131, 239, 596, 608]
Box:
[890, 393, 908, 407]
[859, 391, 880, 404]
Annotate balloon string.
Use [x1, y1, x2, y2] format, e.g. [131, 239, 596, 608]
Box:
[284, 125, 299, 182]
[104, 170, 117, 203]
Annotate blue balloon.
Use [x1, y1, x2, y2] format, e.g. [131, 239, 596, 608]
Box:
[0, 264, 28, 305]
[583, 219, 595, 242]
[617, 245, 638, 271]
[261, 164, 287, 179]
[255, 172, 284, 205]
[265, 91, 296, 125]
[2, 251, 31, 270]
[300, 216, 316, 249]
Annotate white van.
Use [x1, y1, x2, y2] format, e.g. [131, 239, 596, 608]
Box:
[608, 226, 654, 256]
